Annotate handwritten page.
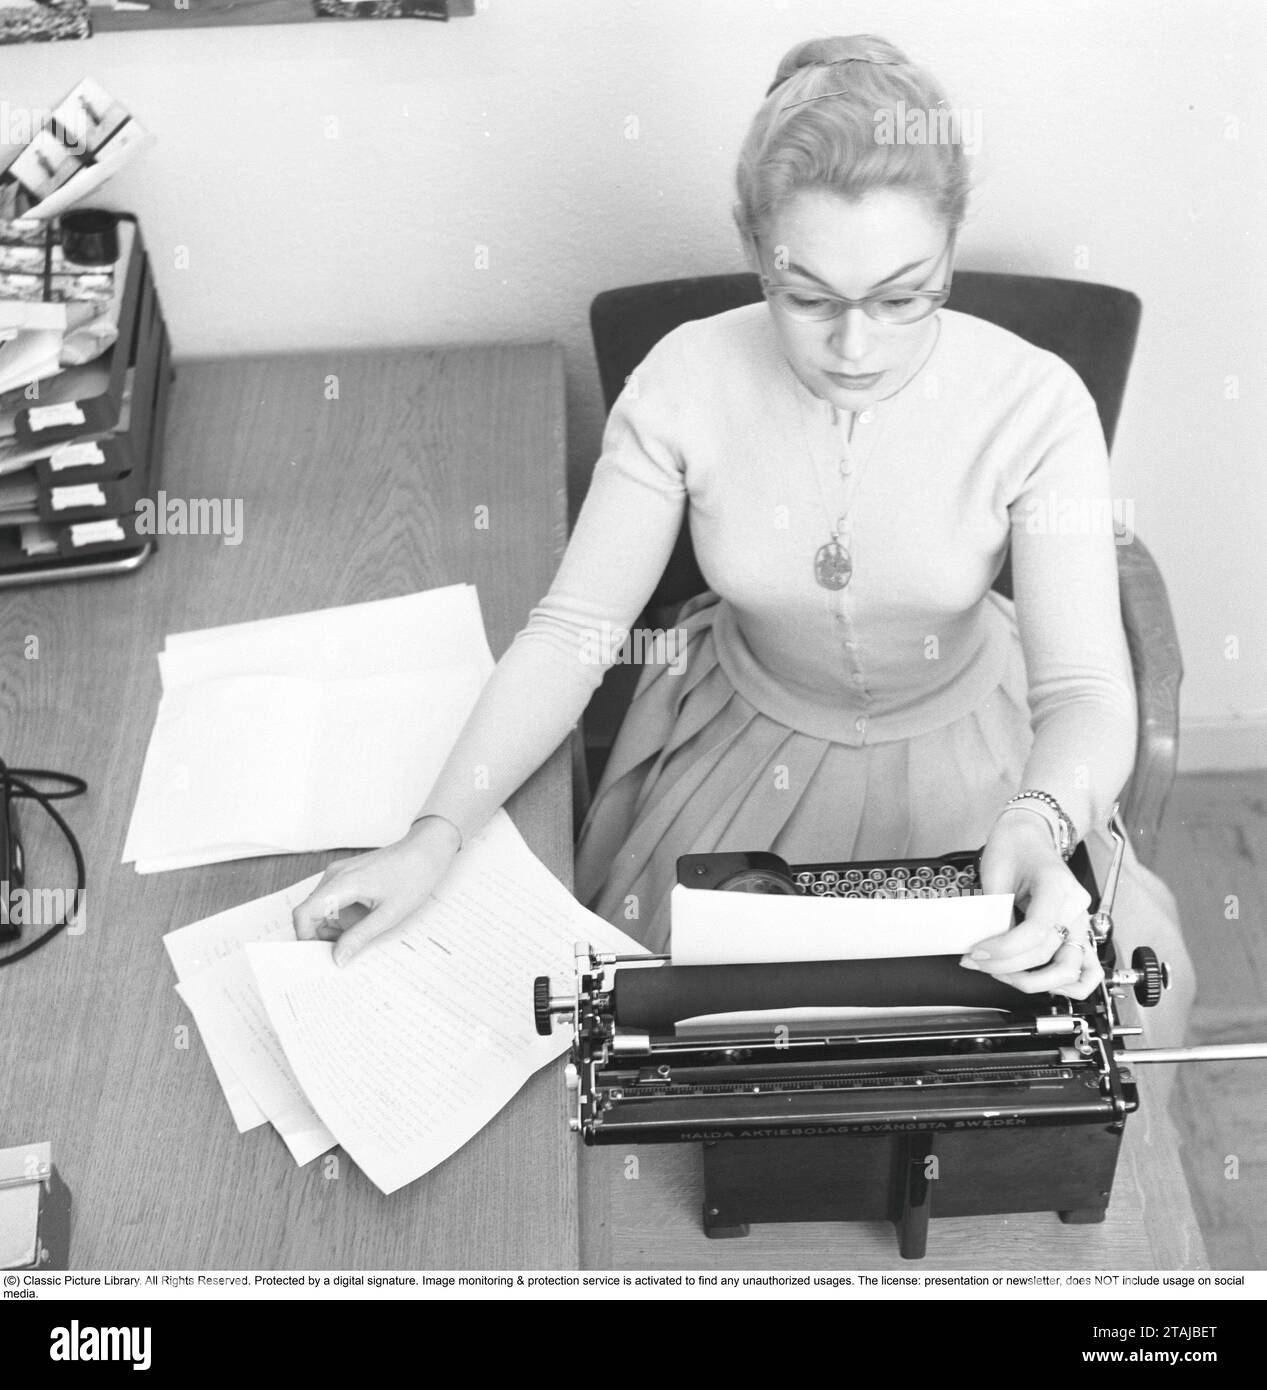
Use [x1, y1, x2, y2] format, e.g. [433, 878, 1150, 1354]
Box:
[669, 883, 1015, 965]
[246, 810, 646, 1194]
[163, 873, 322, 1132]
[176, 953, 336, 1166]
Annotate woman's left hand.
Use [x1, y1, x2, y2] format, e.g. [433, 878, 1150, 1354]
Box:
[961, 809, 1103, 999]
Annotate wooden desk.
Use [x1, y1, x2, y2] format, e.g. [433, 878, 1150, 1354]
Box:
[0, 343, 575, 1269]
[0, 340, 1208, 1273]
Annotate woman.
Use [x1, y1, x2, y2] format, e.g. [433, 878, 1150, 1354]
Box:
[295, 34, 1192, 1038]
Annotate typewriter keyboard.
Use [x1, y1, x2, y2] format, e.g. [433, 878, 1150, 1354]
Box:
[791, 859, 981, 899]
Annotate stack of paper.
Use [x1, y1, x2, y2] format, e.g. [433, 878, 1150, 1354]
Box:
[124, 585, 494, 872]
[0, 301, 66, 397]
[164, 810, 647, 1193]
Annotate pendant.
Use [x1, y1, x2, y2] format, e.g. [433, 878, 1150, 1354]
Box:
[814, 540, 853, 590]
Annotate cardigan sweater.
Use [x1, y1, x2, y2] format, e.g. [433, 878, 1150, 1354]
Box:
[419, 303, 1136, 849]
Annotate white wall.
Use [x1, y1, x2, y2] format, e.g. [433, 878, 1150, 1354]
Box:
[3, 0, 1263, 769]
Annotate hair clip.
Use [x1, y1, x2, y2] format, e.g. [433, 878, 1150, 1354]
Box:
[776, 53, 902, 108]
[781, 88, 853, 109]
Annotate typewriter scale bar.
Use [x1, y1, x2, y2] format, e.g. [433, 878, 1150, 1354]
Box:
[582, 1055, 1119, 1146]
[609, 1057, 1079, 1096]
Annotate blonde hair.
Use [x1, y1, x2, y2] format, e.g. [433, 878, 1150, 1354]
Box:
[734, 34, 970, 259]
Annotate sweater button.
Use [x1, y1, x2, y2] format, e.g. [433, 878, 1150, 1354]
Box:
[854, 716, 867, 733]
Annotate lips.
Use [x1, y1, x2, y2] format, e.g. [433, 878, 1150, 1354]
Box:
[825, 370, 883, 390]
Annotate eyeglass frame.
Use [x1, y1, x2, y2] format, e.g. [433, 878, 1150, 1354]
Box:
[758, 234, 957, 325]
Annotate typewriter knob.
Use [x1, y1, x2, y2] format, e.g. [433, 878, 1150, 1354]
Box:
[1130, 947, 1166, 1008]
[533, 976, 554, 1036]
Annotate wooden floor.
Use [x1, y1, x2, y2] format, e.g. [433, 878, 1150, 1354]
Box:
[1156, 772, 1267, 1268]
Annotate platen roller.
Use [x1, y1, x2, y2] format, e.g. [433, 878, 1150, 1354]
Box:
[610, 955, 1037, 1029]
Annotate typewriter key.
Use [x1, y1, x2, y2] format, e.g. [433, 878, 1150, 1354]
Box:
[844, 890, 862, 898]
[811, 880, 830, 895]
[884, 877, 902, 892]
[915, 866, 935, 882]
[821, 870, 839, 886]
[868, 868, 886, 882]
[893, 866, 911, 882]
[795, 872, 815, 887]
[844, 869, 863, 884]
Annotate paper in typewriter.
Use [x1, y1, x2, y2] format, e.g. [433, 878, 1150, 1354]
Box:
[244, 810, 647, 1195]
[669, 882, 1014, 965]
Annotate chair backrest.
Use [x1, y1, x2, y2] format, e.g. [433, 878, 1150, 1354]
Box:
[589, 270, 1141, 609]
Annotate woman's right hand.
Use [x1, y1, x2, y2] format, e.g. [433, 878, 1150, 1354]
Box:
[291, 815, 462, 967]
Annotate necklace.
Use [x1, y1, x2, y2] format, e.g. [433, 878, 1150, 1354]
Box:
[814, 531, 855, 590]
[799, 318, 943, 591]
[811, 408, 882, 589]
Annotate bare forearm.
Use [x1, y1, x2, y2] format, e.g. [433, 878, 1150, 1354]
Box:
[413, 628, 605, 844]
[1013, 693, 1136, 843]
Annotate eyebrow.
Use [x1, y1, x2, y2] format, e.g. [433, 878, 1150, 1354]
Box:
[784, 255, 935, 293]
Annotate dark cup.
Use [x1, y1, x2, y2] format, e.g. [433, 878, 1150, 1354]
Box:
[60, 208, 121, 267]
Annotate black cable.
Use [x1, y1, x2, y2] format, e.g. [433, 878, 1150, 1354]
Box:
[0, 756, 87, 968]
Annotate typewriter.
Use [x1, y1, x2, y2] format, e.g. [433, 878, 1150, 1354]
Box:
[534, 815, 1261, 1258]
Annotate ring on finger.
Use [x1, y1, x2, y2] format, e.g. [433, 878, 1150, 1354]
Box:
[1052, 923, 1071, 945]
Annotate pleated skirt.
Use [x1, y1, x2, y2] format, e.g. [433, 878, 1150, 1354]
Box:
[573, 591, 1193, 1050]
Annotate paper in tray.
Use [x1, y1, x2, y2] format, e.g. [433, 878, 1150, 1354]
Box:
[1, 218, 140, 448]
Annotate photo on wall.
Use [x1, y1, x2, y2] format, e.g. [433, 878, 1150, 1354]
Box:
[0, 0, 91, 46]
[0, 0, 470, 40]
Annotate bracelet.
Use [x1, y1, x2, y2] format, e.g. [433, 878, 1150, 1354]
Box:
[1005, 790, 1077, 860]
[409, 813, 463, 852]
